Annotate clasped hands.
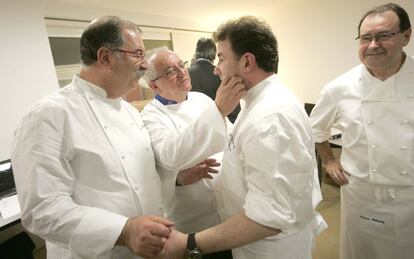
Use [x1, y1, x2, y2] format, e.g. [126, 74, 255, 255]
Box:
[117, 159, 219, 258]
[117, 216, 187, 258]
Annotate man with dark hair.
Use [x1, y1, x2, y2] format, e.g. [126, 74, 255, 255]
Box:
[189, 37, 240, 122]
[162, 16, 325, 259]
[11, 16, 174, 258]
[310, 3, 413, 259]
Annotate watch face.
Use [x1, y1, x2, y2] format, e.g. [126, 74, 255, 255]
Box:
[188, 248, 203, 259]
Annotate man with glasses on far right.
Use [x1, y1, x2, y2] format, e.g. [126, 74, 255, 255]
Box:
[310, 3, 413, 259]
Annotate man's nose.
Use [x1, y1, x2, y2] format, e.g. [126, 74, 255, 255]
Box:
[368, 38, 380, 48]
[213, 66, 220, 76]
[140, 59, 149, 70]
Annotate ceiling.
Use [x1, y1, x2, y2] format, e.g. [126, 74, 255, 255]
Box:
[53, 0, 280, 24]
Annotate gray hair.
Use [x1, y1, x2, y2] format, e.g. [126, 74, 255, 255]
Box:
[194, 37, 217, 62]
[143, 46, 170, 84]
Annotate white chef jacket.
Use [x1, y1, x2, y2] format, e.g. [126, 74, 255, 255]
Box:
[310, 55, 414, 259]
[11, 75, 162, 259]
[310, 55, 414, 185]
[214, 74, 326, 259]
[141, 92, 227, 233]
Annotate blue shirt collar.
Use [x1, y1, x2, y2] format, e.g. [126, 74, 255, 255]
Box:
[155, 94, 180, 105]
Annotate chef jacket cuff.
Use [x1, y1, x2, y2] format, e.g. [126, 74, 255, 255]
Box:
[69, 207, 128, 257]
[312, 129, 331, 143]
[244, 191, 294, 232]
[204, 102, 227, 133]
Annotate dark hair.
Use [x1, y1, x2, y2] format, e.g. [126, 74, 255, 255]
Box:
[80, 16, 140, 66]
[357, 3, 411, 36]
[195, 37, 217, 61]
[213, 16, 278, 73]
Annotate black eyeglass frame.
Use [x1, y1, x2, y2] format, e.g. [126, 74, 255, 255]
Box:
[112, 48, 145, 61]
[355, 30, 403, 43]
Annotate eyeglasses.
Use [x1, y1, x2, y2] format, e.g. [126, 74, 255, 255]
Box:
[151, 61, 189, 82]
[355, 31, 402, 44]
[112, 48, 145, 61]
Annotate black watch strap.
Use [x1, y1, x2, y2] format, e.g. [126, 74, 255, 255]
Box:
[187, 232, 197, 250]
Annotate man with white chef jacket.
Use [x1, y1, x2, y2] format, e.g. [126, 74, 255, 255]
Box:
[310, 3, 414, 259]
[160, 16, 326, 259]
[141, 49, 244, 259]
[11, 16, 175, 259]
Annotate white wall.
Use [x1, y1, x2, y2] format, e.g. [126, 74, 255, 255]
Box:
[0, 0, 58, 160]
[269, 0, 414, 103]
[43, 0, 212, 64]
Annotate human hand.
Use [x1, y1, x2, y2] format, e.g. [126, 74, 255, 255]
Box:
[215, 75, 246, 117]
[324, 159, 350, 185]
[116, 215, 174, 258]
[154, 229, 187, 259]
[176, 158, 220, 186]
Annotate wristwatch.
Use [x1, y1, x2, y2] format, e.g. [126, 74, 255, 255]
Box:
[185, 233, 203, 259]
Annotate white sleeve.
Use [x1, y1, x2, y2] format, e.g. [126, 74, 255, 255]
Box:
[11, 109, 127, 257]
[142, 102, 228, 171]
[310, 87, 339, 143]
[241, 113, 315, 232]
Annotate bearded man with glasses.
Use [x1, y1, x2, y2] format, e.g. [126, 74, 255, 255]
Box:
[310, 3, 413, 259]
[11, 16, 176, 258]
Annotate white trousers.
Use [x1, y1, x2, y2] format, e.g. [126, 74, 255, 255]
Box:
[341, 177, 414, 259]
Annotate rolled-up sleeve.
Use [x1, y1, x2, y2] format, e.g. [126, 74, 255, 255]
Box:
[241, 113, 315, 232]
[142, 101, 227, 171]
[310, 87, 338, 143]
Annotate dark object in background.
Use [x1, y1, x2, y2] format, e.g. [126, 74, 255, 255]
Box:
[0, 232, 35, 259]
[0, 159, 16, 198]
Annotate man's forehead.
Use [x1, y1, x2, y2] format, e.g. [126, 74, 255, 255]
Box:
[156, 52, 180, 66]
[361, 11, 399, 33]
[217, 39, 233, 56]
[122, 29, 145, 50]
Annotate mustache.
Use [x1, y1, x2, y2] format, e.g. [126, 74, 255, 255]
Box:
[136, 69, 146, 78]
[365, 47, 386, 55]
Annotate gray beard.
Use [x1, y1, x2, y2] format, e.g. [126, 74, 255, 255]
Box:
[136, 69, 145, 78]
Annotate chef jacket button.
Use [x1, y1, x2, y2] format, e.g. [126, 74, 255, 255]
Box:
[367, 120, 373, 125]
[371, 144, 377, 149]
[146, 147, 150, 151]
[372, 168, 378, 173]
[402, 119, 409, 124]
[401, 171, 407, 175]
[130, 122, 134, 126]
[103, 125, 108, 129]
[401, 146, 408, 150]
[121, 155, 125, 159]
[408, 93, 414, 98]
[89, 97, 93, 100]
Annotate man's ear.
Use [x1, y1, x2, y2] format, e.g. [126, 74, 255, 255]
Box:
[96, 47, 112, 68]
[402, 28, 411, 46]
[149, 81, 160, 94]
[242, 52, 256, 72]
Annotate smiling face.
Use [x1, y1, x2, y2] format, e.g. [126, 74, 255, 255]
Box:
[149, 50, 191, 102]
[358, 11, 411, 78]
